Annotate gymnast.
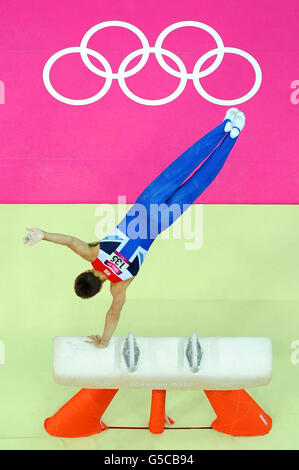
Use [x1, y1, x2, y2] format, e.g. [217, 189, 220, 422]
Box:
[23, 108, 245, 348]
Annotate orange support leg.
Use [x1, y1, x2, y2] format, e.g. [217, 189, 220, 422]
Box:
[44, 388, 118, 438]
[148, 390, 174, 434]
[205, 389, 272, 436]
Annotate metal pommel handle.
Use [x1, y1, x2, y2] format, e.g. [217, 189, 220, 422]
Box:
[122, 332, 140, 373]
[186, 332, 202, 373]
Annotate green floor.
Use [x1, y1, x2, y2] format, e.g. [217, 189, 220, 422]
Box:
[0, 204, 298, 450]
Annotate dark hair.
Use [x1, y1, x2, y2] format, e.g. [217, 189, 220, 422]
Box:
[74, 272, 102, 299]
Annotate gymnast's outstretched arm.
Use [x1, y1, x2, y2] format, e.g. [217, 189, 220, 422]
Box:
[23, 227, 96, 261]
[87, 278, 133, 348]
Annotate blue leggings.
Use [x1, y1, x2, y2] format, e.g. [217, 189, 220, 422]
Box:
[118, 119, 238, 253]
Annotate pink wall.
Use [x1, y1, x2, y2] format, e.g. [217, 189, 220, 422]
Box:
[0, 0, 298, 203]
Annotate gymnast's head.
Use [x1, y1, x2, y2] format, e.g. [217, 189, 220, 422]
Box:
[74, 269, 105, 299]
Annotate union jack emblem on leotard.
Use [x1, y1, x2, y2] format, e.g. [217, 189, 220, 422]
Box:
[92, 228, 148, 283]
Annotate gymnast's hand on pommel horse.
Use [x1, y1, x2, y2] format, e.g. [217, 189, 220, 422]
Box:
[23, 108, 245, 349]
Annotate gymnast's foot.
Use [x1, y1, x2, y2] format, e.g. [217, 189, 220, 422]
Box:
[230, 110, 246, 138]
[224, 108, 238, 132]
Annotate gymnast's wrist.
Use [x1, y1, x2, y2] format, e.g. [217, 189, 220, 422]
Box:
[42, 231, 49, 241]
[100, 337, 110, 345]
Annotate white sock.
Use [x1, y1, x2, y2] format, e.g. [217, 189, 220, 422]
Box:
[230, 127, 240, 138]
[230, 111, 246, 138]
[232, 111, 246, 131]
[224, 108, 238, 132]
[224, 121, 233, 132]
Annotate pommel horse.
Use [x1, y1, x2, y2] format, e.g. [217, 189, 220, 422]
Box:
[45, 333, 272, 438]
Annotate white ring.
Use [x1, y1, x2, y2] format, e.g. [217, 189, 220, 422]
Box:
[118, 46, 188, 106]
[43, 46, 113, 105]
[193, 46, 262, 105]
[80, 20, 150, 79]
[155, 21, 225, 79]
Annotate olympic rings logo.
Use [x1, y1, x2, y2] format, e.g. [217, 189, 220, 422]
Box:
[43, 20, 262, 106]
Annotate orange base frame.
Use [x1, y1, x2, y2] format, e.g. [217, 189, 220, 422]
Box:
[148, 390, 174, 434]
[44, 388, 272, 438]
[204, 389, 272, 436]
[44, 388, 118, 438]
